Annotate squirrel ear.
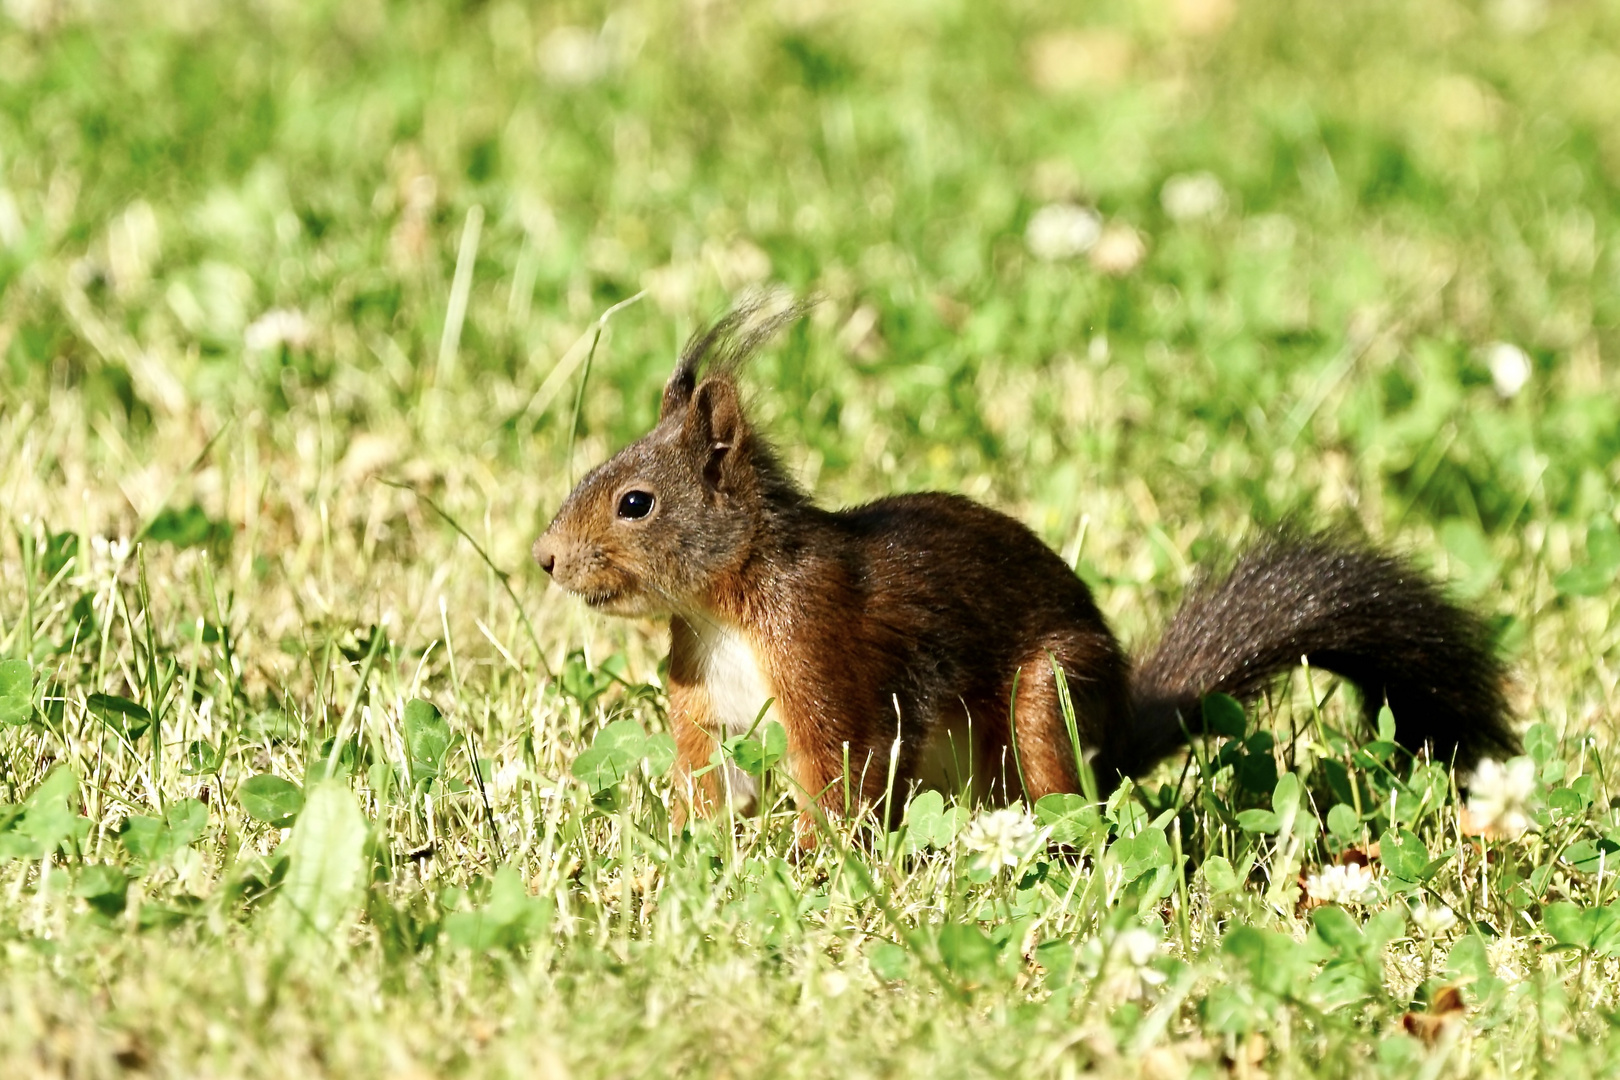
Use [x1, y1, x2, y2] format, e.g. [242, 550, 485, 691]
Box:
[686, 377, 746, 491]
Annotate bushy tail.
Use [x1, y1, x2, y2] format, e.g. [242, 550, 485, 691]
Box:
[1121, 533, 1518, 776]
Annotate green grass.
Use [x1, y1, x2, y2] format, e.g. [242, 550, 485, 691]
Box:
[2, 0, 1619, 1075]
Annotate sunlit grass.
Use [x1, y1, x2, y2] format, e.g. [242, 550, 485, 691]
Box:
[1, 0, 1618, 1075]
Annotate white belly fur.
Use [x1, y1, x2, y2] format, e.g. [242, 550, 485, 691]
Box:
[689, 619, 777, 812]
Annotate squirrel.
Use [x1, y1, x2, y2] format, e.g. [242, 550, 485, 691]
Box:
[533, 299, 1519, 824]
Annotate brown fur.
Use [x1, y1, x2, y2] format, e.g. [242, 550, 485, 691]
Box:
[533, 301, 1518, 825]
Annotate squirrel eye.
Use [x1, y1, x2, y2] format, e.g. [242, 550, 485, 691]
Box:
[616, 490, 655, 520]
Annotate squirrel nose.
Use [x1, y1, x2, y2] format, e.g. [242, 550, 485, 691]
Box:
[532, 534, 557, 576]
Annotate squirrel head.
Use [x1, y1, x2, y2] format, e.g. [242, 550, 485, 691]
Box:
[533, 298, 811, 618]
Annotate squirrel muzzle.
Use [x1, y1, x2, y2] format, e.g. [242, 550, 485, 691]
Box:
[531, 533, 558, 577]
[532, 525, 661, 616]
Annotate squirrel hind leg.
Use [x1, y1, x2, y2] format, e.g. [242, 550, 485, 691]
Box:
[1006, 638, 1131, 803]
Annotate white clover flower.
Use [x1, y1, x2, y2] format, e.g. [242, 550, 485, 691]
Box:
[1025, 203, 1102, 261]
[1411, 901, 1458, 938]
[1080, 926, 1167, 1001]
[1467, 756, 1536, 839]
[90, 535, 132, 573]
[1484, 342, 1532, 399]
[244, 308, 312, 353]
[1115, 927, 1161, 969]
[1160, 171, 1228, 223]
[961, 806, 1043, 872]
[1303, 861, 1382, 905]
[1089, 223, 1147, 275]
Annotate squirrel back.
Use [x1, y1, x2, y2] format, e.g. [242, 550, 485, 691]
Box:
[534, 301, 1518, 819]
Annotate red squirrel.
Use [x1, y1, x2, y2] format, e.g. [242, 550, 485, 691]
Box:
[533, 300, 1518, 822]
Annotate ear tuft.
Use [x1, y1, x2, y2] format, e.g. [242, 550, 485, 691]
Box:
[661, 365, 696, 419]
[660, 293, 815, 420]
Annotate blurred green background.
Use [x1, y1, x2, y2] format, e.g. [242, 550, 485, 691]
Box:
[2, 0, 1617, 623]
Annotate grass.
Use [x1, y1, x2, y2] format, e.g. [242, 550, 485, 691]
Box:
[1, 0, 1618, 1075]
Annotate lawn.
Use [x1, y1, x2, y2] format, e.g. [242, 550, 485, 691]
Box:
[1, 0, 1618, 1075]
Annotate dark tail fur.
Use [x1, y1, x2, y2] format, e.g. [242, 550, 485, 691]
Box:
[1122, 533, 1518, 775]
